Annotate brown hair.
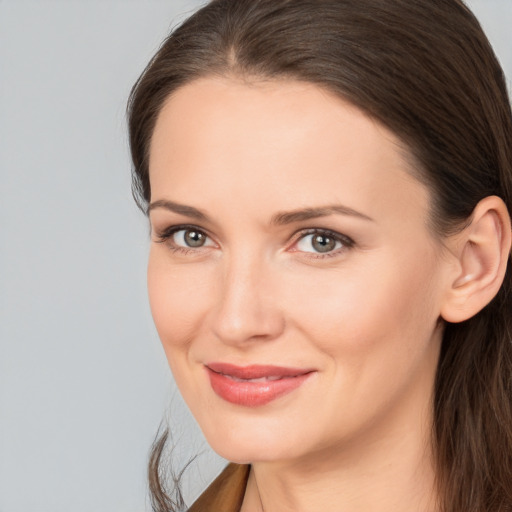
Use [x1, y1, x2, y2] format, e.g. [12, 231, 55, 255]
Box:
[127, 1, 512, 510]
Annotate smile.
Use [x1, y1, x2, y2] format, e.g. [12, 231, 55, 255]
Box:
[205, 363, 315, 407]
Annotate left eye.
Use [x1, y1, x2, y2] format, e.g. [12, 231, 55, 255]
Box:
[295, 232, 345, 254]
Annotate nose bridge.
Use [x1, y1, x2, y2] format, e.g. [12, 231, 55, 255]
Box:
[211, 247, 284, 345]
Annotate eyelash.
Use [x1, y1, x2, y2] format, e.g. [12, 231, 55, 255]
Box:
[154, 224, 355, 259]
[155, 224, 214, 256]
[289, 228, 355, 259]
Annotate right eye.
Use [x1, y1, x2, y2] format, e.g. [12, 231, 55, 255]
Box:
[155, 225, 216, 253]
[172, 228, 213, 248]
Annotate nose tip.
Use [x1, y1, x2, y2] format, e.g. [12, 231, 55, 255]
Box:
[210, 264, 285, 346]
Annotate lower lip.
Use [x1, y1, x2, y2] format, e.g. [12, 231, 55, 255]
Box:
[206, 368, 313, 407]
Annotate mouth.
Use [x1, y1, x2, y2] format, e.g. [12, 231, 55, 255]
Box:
[205, 362, 315, 407]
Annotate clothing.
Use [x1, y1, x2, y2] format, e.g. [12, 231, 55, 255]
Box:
[188, 463, 250, 512]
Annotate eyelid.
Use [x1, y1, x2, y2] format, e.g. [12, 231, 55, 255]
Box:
[153, 223, 354, 258]
[288, 228, 355, 256]
[153, 224, 217, 250]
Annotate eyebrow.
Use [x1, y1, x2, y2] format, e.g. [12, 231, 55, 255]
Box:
[147, 199, 208, 220]
[148, 199, 374, 224]
[270, 205, 375, 225]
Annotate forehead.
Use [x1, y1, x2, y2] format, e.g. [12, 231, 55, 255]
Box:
[149, 76, 430, 227]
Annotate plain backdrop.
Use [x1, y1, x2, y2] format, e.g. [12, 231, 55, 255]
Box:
[0, 1, 511, 511]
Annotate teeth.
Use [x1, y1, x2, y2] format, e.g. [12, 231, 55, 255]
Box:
[227, 375, 284, 383]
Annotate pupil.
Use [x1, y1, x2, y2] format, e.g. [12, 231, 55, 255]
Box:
[185, 230, 205, 247]
[312, 234, 336, 253]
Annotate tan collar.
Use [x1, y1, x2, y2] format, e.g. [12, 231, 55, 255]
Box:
[188, 463, 250, 512]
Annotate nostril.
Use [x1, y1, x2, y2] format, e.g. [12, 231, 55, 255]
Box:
[210, 297, 285, 345]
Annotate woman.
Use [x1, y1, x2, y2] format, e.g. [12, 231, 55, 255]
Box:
[127, 0, 512, 511]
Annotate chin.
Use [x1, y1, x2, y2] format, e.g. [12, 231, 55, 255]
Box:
[199, 414, 310, 464]
[209, 440, 295, 465]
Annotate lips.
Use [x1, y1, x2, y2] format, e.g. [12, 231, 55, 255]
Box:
[205, 362, 314, 407]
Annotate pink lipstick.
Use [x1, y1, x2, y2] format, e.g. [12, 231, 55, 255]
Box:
[205, 362, 314, 407]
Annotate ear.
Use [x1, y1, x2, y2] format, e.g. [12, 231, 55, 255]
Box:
[440, 195, 511, 323]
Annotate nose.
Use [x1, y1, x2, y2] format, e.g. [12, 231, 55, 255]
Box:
[210, 252, 285, 346]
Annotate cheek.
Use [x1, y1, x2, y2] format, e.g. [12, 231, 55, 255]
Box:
[283, 249, 441, 363]
[278, 252, 442, 439]
[147, 248, 212, 354]
[148, 241, 442, 367]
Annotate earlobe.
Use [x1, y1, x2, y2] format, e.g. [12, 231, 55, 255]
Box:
[441, 196, 511, 324]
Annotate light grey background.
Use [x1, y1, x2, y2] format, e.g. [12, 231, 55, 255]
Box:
[0, 1, 510, 511]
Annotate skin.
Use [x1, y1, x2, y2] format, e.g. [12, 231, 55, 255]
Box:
[146, 76, 494, 511]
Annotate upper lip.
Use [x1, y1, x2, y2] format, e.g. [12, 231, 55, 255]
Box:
[206, 362, 314, 379]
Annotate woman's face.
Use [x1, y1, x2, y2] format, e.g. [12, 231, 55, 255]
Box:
[147, 77, 450, 464]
